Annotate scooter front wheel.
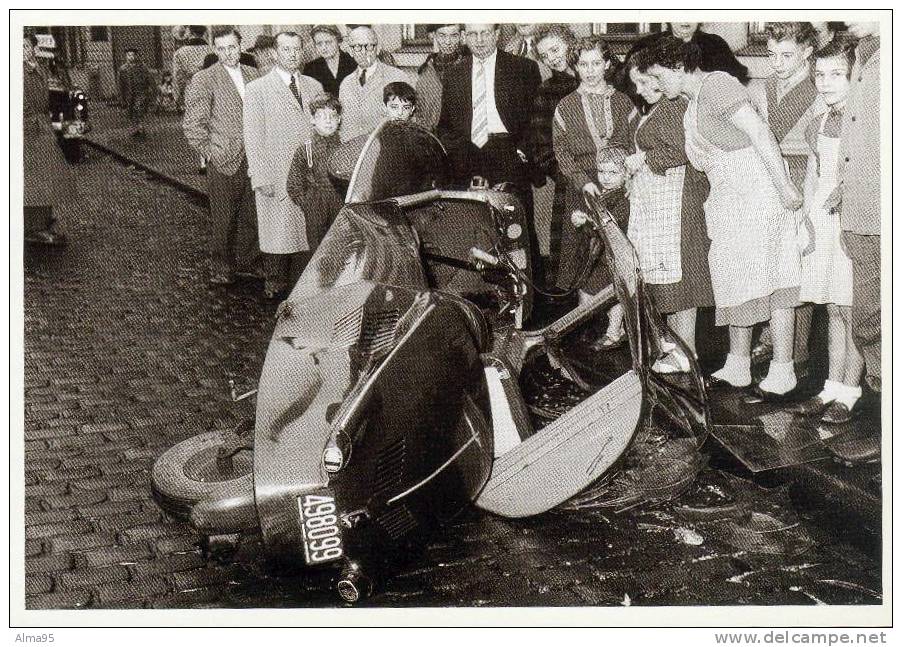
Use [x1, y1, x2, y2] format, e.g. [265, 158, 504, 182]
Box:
[151, 430, 258, 534]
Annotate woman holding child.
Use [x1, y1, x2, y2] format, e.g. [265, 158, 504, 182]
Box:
[552, 35, 632, 349]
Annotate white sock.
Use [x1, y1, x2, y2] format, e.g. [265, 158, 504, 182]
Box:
[759, 360, 797, 395]
[712, 353, 752, 387]
[818, 379, 844, 403]
[833, 384, 862, 411]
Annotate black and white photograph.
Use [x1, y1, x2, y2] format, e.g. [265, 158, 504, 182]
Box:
[11, 8, 892, 631]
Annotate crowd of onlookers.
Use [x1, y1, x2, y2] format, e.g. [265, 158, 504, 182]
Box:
[84, 21, 885, 459]
[172, 21, 880, 455]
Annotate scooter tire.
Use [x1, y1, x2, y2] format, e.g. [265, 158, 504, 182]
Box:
[151, 430, 255, 526]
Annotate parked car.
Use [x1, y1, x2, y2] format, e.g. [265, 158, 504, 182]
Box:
[151, 121, 709, 603]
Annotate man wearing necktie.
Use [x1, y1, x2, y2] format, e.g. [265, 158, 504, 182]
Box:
[338, 25, 411, 143]
[184, 26, 261, 287]
[243, 31, 324, 298]
[438, 23, 543, 280]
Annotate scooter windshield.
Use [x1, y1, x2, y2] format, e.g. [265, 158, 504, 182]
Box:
[344, 121, 452, 205]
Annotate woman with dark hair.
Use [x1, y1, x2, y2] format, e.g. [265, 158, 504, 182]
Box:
[642, 36, 802, 396]
[529, 24, 581, 282]
[552, 35, 632, 347]
[623, 48, 713, 372]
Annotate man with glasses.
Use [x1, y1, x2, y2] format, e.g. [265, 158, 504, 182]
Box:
[243, 31, 324, 298]
[337, 25, 410, 142]
[415, 24, 468, 131]
[302, 25, 357, 97]
[437, 23, 543, 277]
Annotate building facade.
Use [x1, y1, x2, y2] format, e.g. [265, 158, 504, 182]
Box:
[30, 22, 785, 100]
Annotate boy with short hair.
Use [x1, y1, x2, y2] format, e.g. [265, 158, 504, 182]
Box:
[329, 83, 420, 181]
[287, 94, 345, 257]
[382, 81, 417, 121]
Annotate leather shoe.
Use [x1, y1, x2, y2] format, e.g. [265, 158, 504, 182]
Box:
[742, 384, 799, 405]
[820, 401, 853, 425]
[707, 376, 750, 392]
[822, 422, 880, 465]
[791, 395, 832, 417]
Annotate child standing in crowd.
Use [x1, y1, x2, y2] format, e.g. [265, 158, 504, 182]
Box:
[157, 71, 178, 113]
[571, 146, 630, 350]
[287, 94, 345, 257]
[750, 22, 823, 371]
[329, 82, 419, 181]
[793, 40, 863, 427]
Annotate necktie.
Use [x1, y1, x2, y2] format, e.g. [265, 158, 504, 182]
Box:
[518, 39, 527, 57]
[359, 69, 366, 86]
[471, 59, 489, 148]
[288, 74, 303, 108]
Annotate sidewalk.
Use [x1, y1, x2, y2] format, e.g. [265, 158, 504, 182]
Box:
[84, 103, 208, 197]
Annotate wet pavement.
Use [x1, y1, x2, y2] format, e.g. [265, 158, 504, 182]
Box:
[22, 144, 882, 609]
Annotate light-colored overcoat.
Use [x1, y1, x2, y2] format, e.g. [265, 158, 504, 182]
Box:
[243, 69, 324, 253]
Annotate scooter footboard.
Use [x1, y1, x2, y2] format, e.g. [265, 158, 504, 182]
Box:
[475, 370, 643, 518]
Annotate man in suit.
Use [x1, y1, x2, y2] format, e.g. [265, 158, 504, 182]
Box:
[504, 23, 551, 80]
[338, 25, 410, 142]
[302, 25, 357, 97]
[183, 26, 261, 286]
[243, 31, 324, 298]
[415, 24, 468, 131]
[437, 23, 543, 277]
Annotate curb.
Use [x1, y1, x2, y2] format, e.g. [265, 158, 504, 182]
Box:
[81, 137, 208, 204]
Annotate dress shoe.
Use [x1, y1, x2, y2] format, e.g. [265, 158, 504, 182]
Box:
[820, 401, 854, 425]
[822, 421, 880, 465]
[741, 384, 799, 405]
[707, 376, 750, 392]
[791, 395, 832, 417]
[590, 332, 626, 352]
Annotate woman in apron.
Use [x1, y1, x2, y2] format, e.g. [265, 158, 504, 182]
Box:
[552, 36, 632, 348]
[793, 41, 862, 427]
[641, 37, 803, 397]
[751, 22, 823, 371]
[624, 50, 714, 373]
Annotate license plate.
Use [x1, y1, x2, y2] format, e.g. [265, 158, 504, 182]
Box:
[297, 490, 344, 565]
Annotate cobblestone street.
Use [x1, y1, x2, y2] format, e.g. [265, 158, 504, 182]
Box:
[22, 147, 882, 610]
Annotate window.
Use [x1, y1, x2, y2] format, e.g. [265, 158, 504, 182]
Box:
[401, 24, 432, 47]
[592, 23, 662, 37]
[90, 26, 109, 42]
